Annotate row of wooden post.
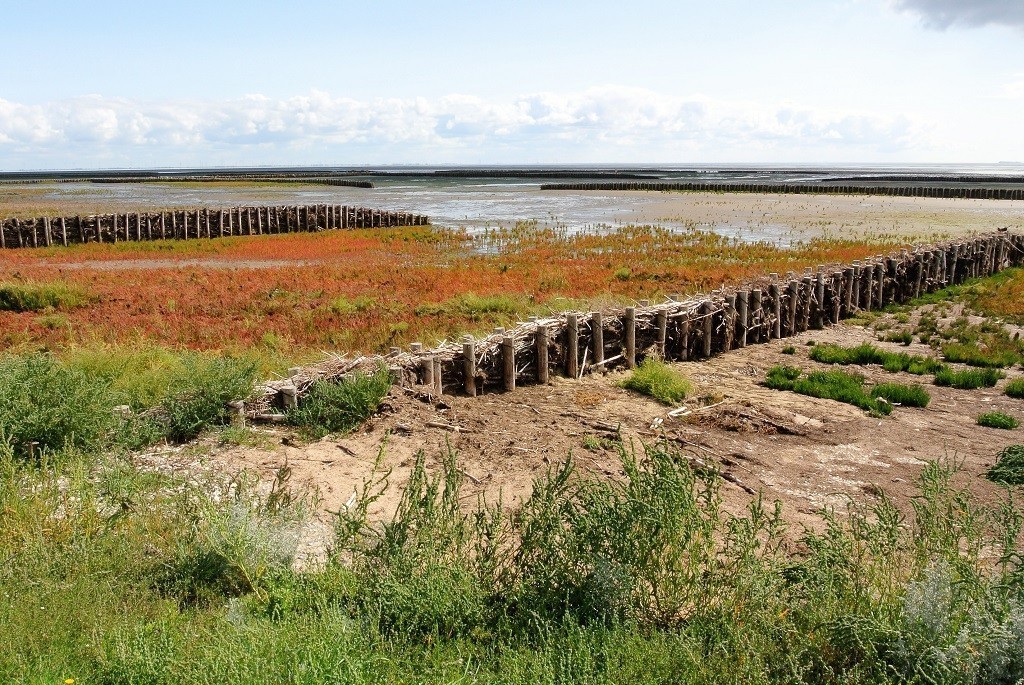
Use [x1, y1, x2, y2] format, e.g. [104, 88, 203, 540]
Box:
[0, 204, 429, 249]
[402, 233, 1022, 398]
[539, 181, 1024, 201]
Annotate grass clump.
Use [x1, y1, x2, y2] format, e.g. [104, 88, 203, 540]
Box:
[618, 357, 693, 404]
[809, 342, 944, 375]
[0, 353, 118, 459]
[942, 342, 1021, 369]
[1006, 378, 1024, 399]
[977, 412, 1020, 430]
[6, 441, 1024, 683]
[871, 382, 931, 408]
[286, 366, 393, 439]
[934, 367, 1005, 390]
[987, 444, 1024, 485]
[157, 357, 259, 443]
[764, 365, 892, 415]
[0, 279, 91, 312]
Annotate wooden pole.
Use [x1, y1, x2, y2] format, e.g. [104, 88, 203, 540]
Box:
[59, 217, 67, 246]
[786, 280, 799, 335]
[566, 313, 579, 378]
[749, 288, 762, 342]
[502, 336, 516, 391]
[422, 355, 435, 390]
[536, 325, 550, 384]
[769, 283, 782, 339]
[678, 314, 690, 360]
[656, 308, 668, 357]
[736, 290, 749, 347]
[463, 340, 477, 397]
[724, 294, 736, 350]
[591, 312, 604, 365]
[433, 357, 443, 396]
[624, 307, 636, 368]
[701, 302, 713, 357]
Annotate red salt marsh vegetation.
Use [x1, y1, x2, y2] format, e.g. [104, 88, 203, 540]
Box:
[0, 222, 911, 357]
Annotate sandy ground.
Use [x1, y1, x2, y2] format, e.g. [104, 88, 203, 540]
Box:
[594, 190, 1024, 242]
[143, 305, 1024, 566]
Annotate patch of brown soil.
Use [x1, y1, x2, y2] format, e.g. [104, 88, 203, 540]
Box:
[188, 307, 1024, 564]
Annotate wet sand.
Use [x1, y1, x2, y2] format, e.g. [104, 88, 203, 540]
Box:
[1, 182, 1021, 244]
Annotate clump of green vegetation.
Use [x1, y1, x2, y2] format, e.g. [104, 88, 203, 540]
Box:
[0, 354, 119, 459]
[882, 330, 913, 346]
[1005, 378, 1024, 399]
[987, 444, 1024, 484]
[5, 440, 1024, 682]
[0, 279, 92, 312]
[764, 365, 892, 415]
[618, 357, 692, 404]
[582, 433, 619, 451]
[871, 382, 931, 408]
[781, 345, 796, 355]
[0, 350, 260, 459]
[286, 366, 393, 439]
[329, 294, 375, 315]
[413, 292, 530, 325]
[942, 342, 1021, 369]
[934, 367, 1005, 390]
[810, 342, 944, 375]
[977, 412, 1020, 430]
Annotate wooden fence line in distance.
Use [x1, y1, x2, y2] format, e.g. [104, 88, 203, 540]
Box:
[0, 204, 429, 249]
[539, 181, 1024, 201]
[244, 231, 1024, 419]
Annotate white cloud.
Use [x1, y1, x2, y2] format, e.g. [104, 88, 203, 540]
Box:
[890, 0, 1024, 30]
[0, 88, 929, 168]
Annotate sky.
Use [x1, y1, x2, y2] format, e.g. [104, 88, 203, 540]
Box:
[1, 0, 1022, 170]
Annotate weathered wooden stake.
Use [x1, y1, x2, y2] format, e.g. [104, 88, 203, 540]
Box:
[701, 302, 714, 356]
[566, 313, 579, 378]
[736, 290, 749, 347]
[624, 307, 637, 368]
[749, 288, 763, 342]
[503, 336, 516, 391]
[536, 325, 550, 384]
[463, 340, 477, 397]
[656, 309, 668, 357]
[769, 283, 782, 339]
[591, 312, 604, 365]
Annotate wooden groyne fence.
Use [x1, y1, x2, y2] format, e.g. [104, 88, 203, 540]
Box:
[0, 204, 428, 249]
[244, 231, 1024, 419]
[540, 181, 1024, 200]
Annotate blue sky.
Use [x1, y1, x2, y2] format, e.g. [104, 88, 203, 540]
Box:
[1, 0, 1022, 169]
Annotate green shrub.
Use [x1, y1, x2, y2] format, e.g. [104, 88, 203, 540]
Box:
[988, 445, 1024, 485]
[0, 280, 91, 312]
[287, 366, 393, 439]
[794, 369, 892, 415]
[764, 365, 802, 390]
[810, 343, 943, 375]
[159, 357, 258, 443]
[934, 367, 1005, 390]
[618, 358, 692, 405]
[781, 345, 796, 355]
[977, 412, 1020, 430]
[765, 365, 892, 415]
[0, 353, 117, 459]
[1005, 378, 1024, 399]
[871, 383, 931, 408]
[883, 330, 913, 346]
[942, 342, 1020, 369]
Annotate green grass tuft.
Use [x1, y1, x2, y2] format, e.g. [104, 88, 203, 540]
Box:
[1004, 377, 1024, 399]
[977, 412, 1020, 430]
[618, 357, 693, 404]
[0, 279, 92, 312]
[287, 366, 393, 439]
[764, 366, 892, 415]
[934, 367, 1005, 390]
[942, 342, 1020, 369]
[988, 444, 1024, 484]
[871, 383, 931, 408]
